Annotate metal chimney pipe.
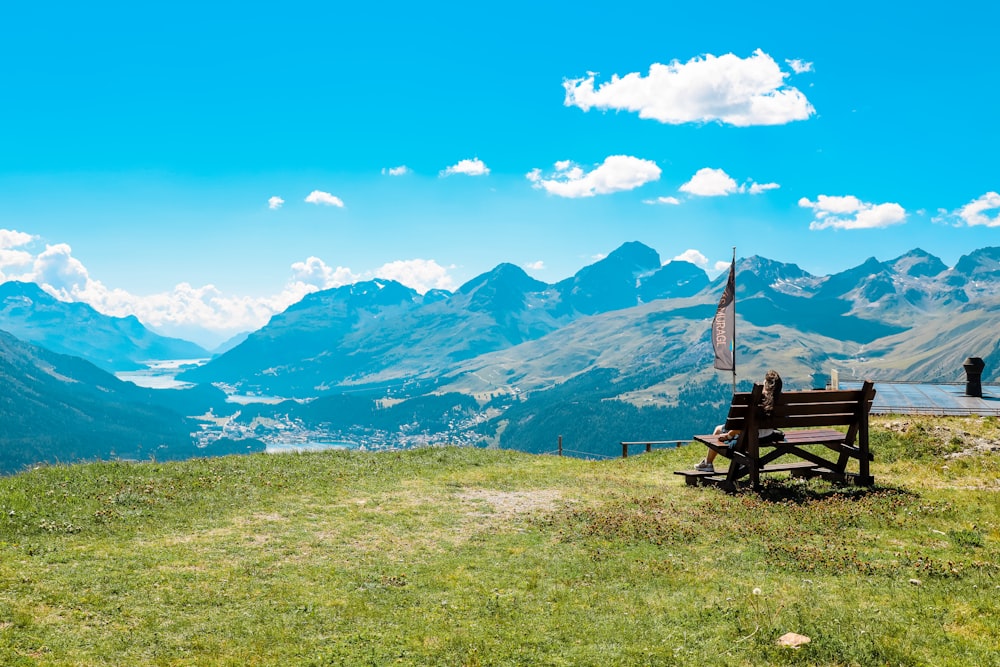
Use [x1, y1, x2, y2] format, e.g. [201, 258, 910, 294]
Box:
[963, 357, 985, 398]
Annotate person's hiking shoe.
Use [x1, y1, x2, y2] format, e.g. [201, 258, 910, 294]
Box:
[694, 459, 714, 473]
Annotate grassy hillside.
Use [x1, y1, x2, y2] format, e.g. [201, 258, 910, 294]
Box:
[1, 416, 998, 665]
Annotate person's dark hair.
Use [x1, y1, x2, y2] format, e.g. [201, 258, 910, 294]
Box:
[760, 370, 782, 415]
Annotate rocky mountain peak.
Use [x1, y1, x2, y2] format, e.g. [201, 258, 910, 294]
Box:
[457, 263, 547, 296]
[603, 240, 662, 270]
[889, 248, 947, 278]
[557, 241, 661, 314]
[954, 247, 1000, 280]
[286, 279, 418, 315]
[731, 256, 820, 298]
[0, 280, 50, 300]
[456, 263, 551, 315]
[638, 260, 709, 301]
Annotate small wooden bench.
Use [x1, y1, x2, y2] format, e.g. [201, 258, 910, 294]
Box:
[674, 381, 876, 491]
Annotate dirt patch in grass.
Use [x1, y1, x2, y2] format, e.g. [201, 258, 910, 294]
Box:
[156, 525, 237, 546]
[457, 489, 565, 522]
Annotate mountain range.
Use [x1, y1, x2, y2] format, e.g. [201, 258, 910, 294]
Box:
[3, 241, 1000, 468]
[0, 281, 208, 371]
[181, 242, 1000, 397]
[179, 241, 711, 395]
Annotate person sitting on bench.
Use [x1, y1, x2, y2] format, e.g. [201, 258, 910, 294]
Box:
[694, 370, 783, 473]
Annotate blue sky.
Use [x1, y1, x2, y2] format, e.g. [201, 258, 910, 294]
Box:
[1, 1, 998, 347]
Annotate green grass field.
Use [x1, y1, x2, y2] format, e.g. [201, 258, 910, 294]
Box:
[1, 415, 998, 665]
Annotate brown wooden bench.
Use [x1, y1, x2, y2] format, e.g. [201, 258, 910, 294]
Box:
[674, 380, 876, 491]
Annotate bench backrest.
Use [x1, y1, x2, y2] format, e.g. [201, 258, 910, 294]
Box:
[723, 380, 876, 448]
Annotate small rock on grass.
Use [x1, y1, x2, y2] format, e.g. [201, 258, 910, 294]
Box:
[777, 632, 811, 649]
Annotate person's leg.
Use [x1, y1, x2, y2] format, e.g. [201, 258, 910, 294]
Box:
[695, 425, 723, 470]
[707, 424, 724, 463]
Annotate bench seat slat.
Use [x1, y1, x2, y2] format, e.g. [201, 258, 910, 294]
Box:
[766, 415, 863, 429]
[694, 428, 846, 446]
[727, 388, 869, 403]
[769, 401, 872, 417]
[772, 389, 869, 403]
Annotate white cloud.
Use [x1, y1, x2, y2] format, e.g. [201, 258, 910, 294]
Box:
[678, 168, 780, 197]
[524, 260, 545, 271]
[800, 194, 907, 230]
[440, 158, 489, 177]
[383, 165, 411, 176]
[786, 59, 814, 74]
[713, 260, 732, 272]
[643, 196, 681, 205]
[941, 192, 1000, 227]
[288, 256, 455, 294]
[372, 259, 456, 293]
[0, 229, 35, 249]
[0, 248, 33, 276]
[564, 49, 815, 127]
[748, 181, 780, 195]
[527, 155, 661, 198]
[671, 249, 709, 268]
[268, 196, 285, 210]
[87, 281, 315, 347]
[32, 243, 92, 293]
[0, 229, 36, 279]
[680, 168, 738, 196]
[289, 256, 359, 289]
[305, 190, 345, 207]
